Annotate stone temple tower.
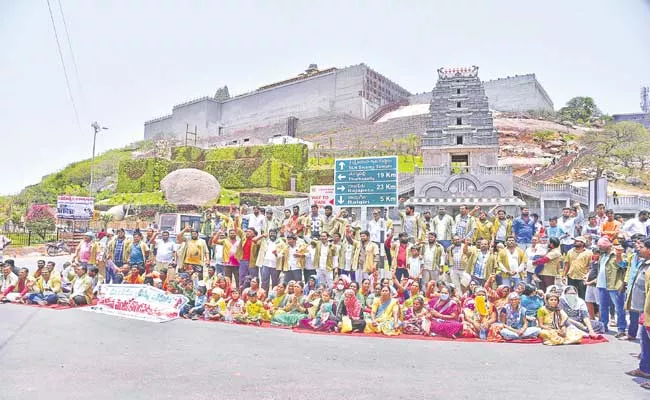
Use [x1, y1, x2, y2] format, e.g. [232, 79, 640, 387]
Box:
[409, 66, 524, 212]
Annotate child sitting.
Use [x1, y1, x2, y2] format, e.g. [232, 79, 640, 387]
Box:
[234, 290, 269, 325]
[204, 288, 227, 321]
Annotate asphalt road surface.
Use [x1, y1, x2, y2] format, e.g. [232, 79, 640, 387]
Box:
[0, 304, 647, 400]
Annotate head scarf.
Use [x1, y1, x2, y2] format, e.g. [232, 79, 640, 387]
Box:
[544, 291, 563, 329]
[559, 285, 586, 312]
[343, 288, 361, 319]
[339, 274, 351, 288]
[496, 285, 510, 299]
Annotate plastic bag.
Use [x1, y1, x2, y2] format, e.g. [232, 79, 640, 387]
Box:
[340, 316, 353, 333]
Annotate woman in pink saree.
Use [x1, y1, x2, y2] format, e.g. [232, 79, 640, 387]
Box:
[427, 285, 463, 338]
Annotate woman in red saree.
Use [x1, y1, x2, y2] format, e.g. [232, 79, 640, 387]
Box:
[427, 285, 463, 338]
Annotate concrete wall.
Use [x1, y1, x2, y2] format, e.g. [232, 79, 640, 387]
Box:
[613, 113, 650, 129]
[483, 74, 554, 112]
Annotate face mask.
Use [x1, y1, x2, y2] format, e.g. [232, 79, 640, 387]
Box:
[337, 284, 344, 290]
[439, 294, 449, 301]
[565, 294, 578, 308]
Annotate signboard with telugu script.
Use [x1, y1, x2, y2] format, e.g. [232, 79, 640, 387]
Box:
[334, 156, 398, 207]
[86, 284, 188, 323]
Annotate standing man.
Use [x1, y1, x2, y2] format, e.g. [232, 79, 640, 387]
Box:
[322, 205, 342, 237]
[625, 240, 650, 388]
[595, 237, 627, 337]
[432, 206, 454, 249]
[465, 239, 496, 286]
[454, 205, 477, 242]
[558, 203, 583, 255]
[176, 227, 208, 279]
[622, 210, 650, 243]
[286, 206, 304, 238]
[390, 232, 412, 281]
[563, 236, 592, 299]
[491, 208, 512, 246]
[446, 235, 466, 290]
[421, 232, 444, 288]
[213, 228, 244, 289]
[367, 208, 387, 276]
[601, 209, 621, 242]
[255, 229, 283, 293]
[306, 204, 324, 239]
[497, 235, 527, 287]
[280, 234, 306, 283]
[262, 208, 280, 235]
[240, 228, 259, 285]
[311, 232, 334, 286]
[397, 198, 424, 241]
[348, 230, 378, 284]
[513, 207, 536, 250]
[124, 232, 150, 275]
[247, 206, 266, 235]
[421, 211, 433, 236]
[154, 231, 177, 272]
[473, 210, 493, 243]
[73, 232, 99, 269]
[106, 229, 127, 284]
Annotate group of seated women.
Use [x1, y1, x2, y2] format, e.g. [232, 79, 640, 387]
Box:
[202, 272, 605, 344]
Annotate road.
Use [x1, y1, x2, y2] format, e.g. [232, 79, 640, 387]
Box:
[0, 304, 647, 400]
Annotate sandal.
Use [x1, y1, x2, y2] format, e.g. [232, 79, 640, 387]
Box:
[641, 381, 650, 390]
[625, 369, 650, 378]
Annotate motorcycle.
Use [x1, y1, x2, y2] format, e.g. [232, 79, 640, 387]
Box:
[46, 240, 71, 256]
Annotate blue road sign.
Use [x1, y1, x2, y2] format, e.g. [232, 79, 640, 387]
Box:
[334, 156, 398, 207]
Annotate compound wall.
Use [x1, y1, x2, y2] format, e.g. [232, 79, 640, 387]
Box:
[482, 74, 554, 112]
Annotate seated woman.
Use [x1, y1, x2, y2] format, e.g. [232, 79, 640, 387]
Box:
[498, 293, 541, 341]
[402, 280, 422, 308]
[461, 287, 497, 340]
[537, 292, 583, 345]
[365, 286, 402, 336]
[299, 290, 337, 331]
[427, 285, 463, 338]
[520, 284, 545, 327]
[460, 280, 479, 307]
[559, 285, 605, 336]
[266, 282, 289, 316]
[337, 288, 366, 333]
[484, 276, 510, 313]
[271, 281, 308, 327]
[402, 296, 429, 335]
[242, 278, 266, 302]
[358, 279, 373, 306]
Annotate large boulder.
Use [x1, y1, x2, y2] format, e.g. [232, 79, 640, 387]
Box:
[160, 168, 221, 205]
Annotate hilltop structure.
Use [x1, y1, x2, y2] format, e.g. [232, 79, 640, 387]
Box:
[407, 66, 525, 213]
[144, 64, 555, 142]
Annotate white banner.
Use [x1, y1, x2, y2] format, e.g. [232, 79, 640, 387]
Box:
[309, 185, 335, 208]
[56, 195, 94, 220]
[87, 284, 188, 323]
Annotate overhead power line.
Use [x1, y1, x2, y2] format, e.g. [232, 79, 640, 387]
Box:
[46, 0, 83, 133]
[56, 0, 85, 104]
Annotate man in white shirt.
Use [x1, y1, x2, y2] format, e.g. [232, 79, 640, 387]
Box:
[367, 208, 387, 247]
[622, 210, 649, 240]
[421, 232, 445, 288]
[154, 231, 177, 272]
[247, 206, 266, 235]
[256, 229, 283, 292]
[558, 202, 584, 255]
[432, 206, 454, 249]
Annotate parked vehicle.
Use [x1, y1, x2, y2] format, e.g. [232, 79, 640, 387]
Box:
[46, 240, 72, 256]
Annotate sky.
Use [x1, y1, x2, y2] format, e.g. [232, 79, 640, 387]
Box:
[1, 0, 649, 195]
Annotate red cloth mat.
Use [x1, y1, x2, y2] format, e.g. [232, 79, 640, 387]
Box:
[291, 327, 609, 344]
[5, 299, 97, 310]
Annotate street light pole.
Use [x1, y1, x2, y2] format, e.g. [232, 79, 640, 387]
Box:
[89, 121, 108, 198]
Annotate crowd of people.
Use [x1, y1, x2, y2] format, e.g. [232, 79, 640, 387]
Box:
[1, 201, 649, 389]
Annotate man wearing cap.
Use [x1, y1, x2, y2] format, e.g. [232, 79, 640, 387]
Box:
[73, 232, 99, 269]
[595, 236, 627, 337]
[563, 236, 592, 299]
[177, 226, 209, 280]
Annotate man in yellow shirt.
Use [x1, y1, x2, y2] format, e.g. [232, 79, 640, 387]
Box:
[177, 226, 209, 279]
[563, 236, 592, 299]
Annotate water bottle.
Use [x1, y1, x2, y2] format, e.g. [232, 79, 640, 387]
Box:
[479, 328, 487, 340]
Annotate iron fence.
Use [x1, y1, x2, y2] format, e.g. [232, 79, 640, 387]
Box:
[0, 229, 59, 247]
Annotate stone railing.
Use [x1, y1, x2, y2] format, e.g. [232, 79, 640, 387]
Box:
[607, 197, 650, 210]
[421, 136, 498, 147]
[416, 165, 510, 176]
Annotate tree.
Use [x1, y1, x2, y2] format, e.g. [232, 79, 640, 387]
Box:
[101, 213, 114, 230]
[559, 97, 597, 124]
[24, 204, 56, 236]
[579, 121, 650, 176]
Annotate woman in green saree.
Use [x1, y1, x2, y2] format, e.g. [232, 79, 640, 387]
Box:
[271, 281, 308, 327]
